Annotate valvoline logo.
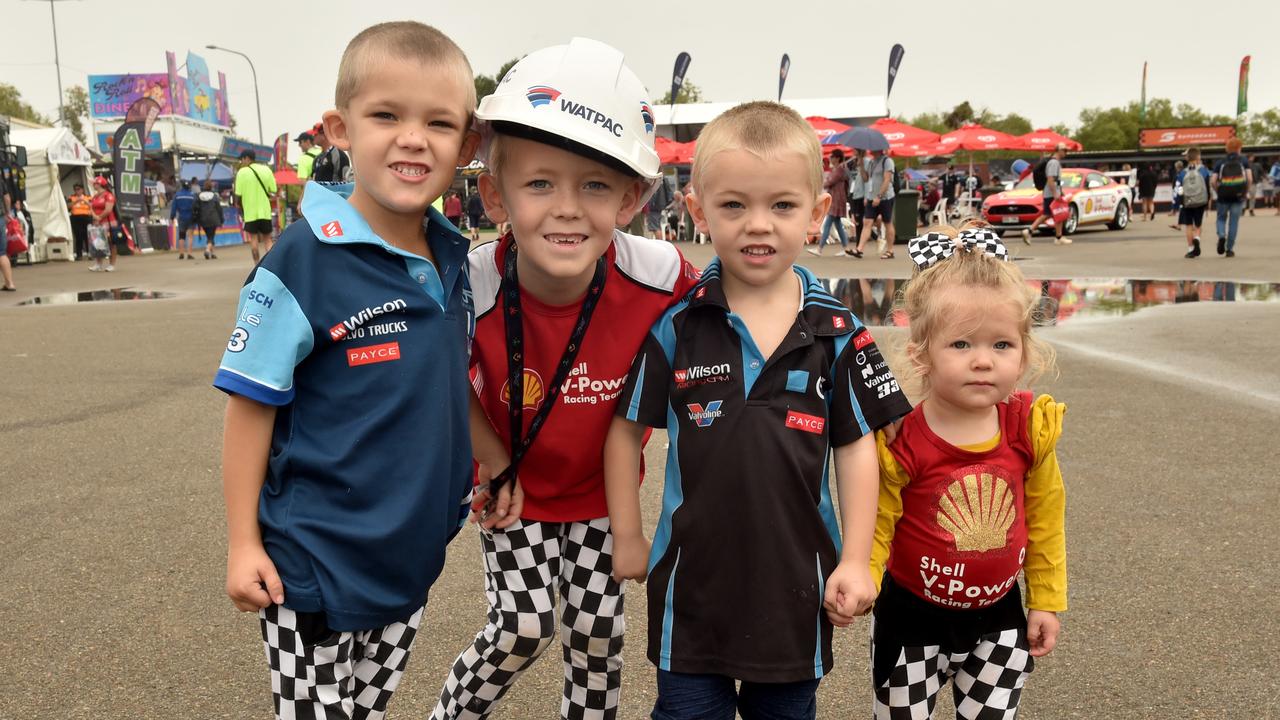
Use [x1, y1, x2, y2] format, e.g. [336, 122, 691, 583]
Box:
[686, 401, 724, 428]
[526, 86, 561, 108]
[640, 102, 654, 134]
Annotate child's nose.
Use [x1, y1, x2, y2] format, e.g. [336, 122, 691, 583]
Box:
[552, 190, 583, 218]
[745, 208, 772, 233]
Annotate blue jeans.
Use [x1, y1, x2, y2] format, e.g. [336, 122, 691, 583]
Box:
[1216, 200, 1243, 250]
[652, 670, 820, 720]
[818, 214, 848, 250]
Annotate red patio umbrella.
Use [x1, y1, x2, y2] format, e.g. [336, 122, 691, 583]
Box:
[938, 124, 1020, 151]
[655, 136, 696, 165]
[890, 142, 953, 158]
[870, 118, 941, 152]
[1016, 128, 1083, 152]
[805, 116, 852, 145]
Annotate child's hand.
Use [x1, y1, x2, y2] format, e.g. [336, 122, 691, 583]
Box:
[611, 531, 651, 583]
[469, 462, 523, 530]
[1026, 610, 1060, 657]
[823, 561, 877, 627]
[226, 542, 284, 612]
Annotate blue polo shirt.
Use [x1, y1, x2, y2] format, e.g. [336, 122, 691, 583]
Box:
[617, 261, 911, 682]
[213, 183, 474, 631]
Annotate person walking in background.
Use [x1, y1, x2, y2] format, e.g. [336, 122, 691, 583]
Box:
[848, 148, 867, 243]
[1269, 158, 1280, 215]
[1137, 163, 1157, 221]
[1245, 155, 1259, 216]
[67, 182, 93, 261]
[854, 148, 898, 258]
[170, 178, 198, 259]
[1210, 138, 1252, 257]
[1022, 143, 1070, 246]
[465, 188, 484, 242]
[310, 121, 352, 184]
[89, 176, 122, 272]
[1175, 148, 1212, 258]
[193, 179, 223, 259]
[809, 148, 850, 256]
[233, 150, 277, 262]
[443, 190, 463, 229]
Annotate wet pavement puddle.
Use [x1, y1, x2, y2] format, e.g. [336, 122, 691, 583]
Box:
[17, 288, 176, 306]
[822, 278, 1280, 326]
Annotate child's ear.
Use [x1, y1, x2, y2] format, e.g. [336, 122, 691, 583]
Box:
[456, 129, 481, 169]
[812, 191, 832, 226]
[477, 173, 509, 224]
[322, 110, 348, 151]
[684, 190, 710, 234]
[613, 179, 648, 227]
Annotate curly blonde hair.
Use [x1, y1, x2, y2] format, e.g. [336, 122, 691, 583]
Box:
[895, 222, 1056, 398]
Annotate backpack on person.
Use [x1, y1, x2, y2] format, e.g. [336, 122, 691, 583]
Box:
[1033, 159, 1050, 191]
[1216, 157, 1247, 202]
[1181, 167, 1209, 208]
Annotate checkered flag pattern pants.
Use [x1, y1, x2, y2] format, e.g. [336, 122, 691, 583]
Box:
[872, 626, 1033, 720]
[259, 603, 423, 720]
[431, 517, 625, 719]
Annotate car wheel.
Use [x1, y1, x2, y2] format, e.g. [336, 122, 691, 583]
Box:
[1063, 204, 1079, 235]
[1107, 200, 1129, 230]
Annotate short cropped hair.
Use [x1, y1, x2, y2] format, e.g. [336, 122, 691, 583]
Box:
[691, 101, 822, 195]
[1185, 147, 1201, 161]
[1225, 137, 1243, 153]
[335, 21, 476, 112]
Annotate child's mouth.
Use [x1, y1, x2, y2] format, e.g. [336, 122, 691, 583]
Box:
[545, 233, 588, 246]
[742, 245, 775, 257]
[390, 162, 429, 178]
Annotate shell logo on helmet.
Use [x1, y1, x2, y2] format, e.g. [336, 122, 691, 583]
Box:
[640, 102, 655, 134]
[525, 86, 561, 108]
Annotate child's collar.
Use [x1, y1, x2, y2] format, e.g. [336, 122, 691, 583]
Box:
[300, 182, 465, 258]
[686, 259, 860, 337]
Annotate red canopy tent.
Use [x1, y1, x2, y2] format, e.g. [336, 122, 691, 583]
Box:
[1016, 128, 1083, 152]
[938, 124, 1020, 152]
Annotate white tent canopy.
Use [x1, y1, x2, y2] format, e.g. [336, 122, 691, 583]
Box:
[11, 126, 93, 245]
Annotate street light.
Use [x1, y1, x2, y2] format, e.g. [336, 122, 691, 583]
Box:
[23, 0, 80, 128]
[205, 44, 263, 145]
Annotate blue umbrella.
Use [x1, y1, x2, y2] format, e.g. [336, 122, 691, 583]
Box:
[832, 126, 889, 152]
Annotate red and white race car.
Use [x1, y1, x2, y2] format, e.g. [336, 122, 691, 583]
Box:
[981, 167, 1131, 235]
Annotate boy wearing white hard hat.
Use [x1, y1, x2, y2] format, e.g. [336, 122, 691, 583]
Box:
[431, 37, 700, 719]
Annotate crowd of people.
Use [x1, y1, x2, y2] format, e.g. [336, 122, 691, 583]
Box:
[210, 22, 1068, 720]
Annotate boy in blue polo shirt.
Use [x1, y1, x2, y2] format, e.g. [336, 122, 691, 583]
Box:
[605, 101, 912, 719]
[213, 21, 485, 720]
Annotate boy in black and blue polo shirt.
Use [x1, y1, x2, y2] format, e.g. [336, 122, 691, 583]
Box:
[213, 22, 486, 720]
[605, 102, 911, 719]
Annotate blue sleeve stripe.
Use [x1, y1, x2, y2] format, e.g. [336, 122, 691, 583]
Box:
[625, 354, 647, 422]
[833, 333, 870, 435]
[659, 547, 681, 671]
[804, 298, 850, 313]
[813, 553, 826, 678]
[212, 368, 295, 406]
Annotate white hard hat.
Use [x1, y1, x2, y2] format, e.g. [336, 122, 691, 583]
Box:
[475, 37, 661, 192]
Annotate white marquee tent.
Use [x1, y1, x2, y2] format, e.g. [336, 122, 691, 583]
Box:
[11, 125, 94, 252]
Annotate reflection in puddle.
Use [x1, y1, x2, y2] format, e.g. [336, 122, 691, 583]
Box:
[822, 278, 1280, 327]
[17, 288, 176, 306]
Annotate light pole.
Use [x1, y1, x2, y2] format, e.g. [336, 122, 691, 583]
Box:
[24, 0, 79, 127]
[205, 44, 263, 145]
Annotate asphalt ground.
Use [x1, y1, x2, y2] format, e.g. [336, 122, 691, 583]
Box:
[1, 213, 1278, 719]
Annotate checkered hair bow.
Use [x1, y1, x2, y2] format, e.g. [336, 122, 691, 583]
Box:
[907, 228, 1009, 271]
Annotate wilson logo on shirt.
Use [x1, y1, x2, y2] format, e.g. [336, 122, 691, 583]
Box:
[347, 342, 400, 367]
[321, 221, 344, 238]
[686, 401, 724, 428]
[673, 363, 731, 389]
[785, 410, 825, 435]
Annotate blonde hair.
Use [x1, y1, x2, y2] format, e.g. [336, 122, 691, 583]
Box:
[335, 22, 476, 112]
[896, 222, 1056, 397]
[691, 101, 822, 194]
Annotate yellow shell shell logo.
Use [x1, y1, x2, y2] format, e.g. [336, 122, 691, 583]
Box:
[1085, 198, 1094, 214]
[501, 369, 544, 410]
[936, 472, 1016, 552]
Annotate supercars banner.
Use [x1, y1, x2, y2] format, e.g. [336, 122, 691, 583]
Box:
[670, 51, 691, 105]
[778, 54, 790, 102]
[887, 44, 905, 100]
[1138, 125, 1236, 148]
[1237, 56, 1250, 115]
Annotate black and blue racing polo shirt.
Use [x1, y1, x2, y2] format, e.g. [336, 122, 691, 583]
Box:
[213, 183, 474, 632]
[617, 260, 911, 682]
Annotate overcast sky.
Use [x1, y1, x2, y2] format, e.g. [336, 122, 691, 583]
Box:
[3, 0, 1278, 145]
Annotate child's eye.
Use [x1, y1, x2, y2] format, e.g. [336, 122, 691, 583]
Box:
[721, 200, 744, 210]
[774, 201, 795, 211]
[994, 341, 1013, 350]
[372, 111, 396, 121]
[429, 120, 457, 130]
[950, 340, 969, 349]
[528, 179, 551, 190]
[584, 180, 609, 191]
